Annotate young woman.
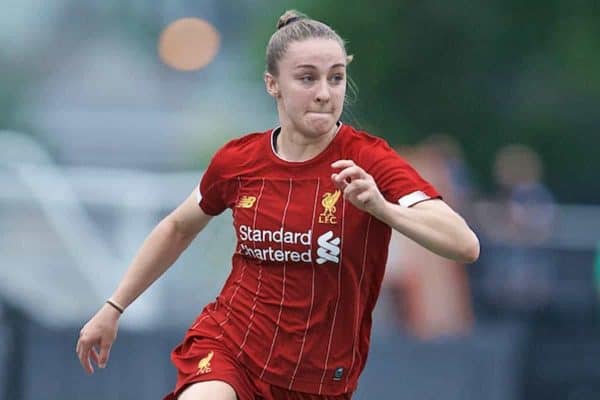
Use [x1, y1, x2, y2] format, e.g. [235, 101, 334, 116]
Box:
[76, 10, 479, 400]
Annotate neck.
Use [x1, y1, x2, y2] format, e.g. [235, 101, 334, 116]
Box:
[275, 123, 339, 162]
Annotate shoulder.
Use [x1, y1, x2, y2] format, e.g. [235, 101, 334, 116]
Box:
[216, 131, 269, 156]
[210, 130, 269, 163]
[340, 124, 383, 144]
[206, 129, 270, 177]
[339, 124, 400, 161]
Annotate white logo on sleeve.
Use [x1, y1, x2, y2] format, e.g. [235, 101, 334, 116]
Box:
[316, 231, 341, 264]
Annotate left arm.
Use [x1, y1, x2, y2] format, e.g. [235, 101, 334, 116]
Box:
[332, 160, 480, 263]
[373, 198, 479, 263]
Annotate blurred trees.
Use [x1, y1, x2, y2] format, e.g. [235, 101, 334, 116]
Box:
[284, 0, 600, 203]
[2, 1, 598, 203]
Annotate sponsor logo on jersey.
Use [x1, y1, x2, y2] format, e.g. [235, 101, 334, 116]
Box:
[196, 351, 214, 375]
[237, 225, 340, 265]
[239, 225, 311, 245]
[318, 190, 341, 224]
[238, 225, 312, 262]
[239, 243, 313, 263]
[316, 231, 341, 264]
[236, 195, 257, 208]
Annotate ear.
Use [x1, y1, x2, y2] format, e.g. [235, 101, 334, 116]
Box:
[264, 72, 280, 98]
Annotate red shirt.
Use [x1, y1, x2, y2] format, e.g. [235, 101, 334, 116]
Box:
[192, 123, 439, 395]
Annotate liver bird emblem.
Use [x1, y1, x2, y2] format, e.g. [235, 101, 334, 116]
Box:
[319, 190, 341, 224]
[197, 351, 214, 374]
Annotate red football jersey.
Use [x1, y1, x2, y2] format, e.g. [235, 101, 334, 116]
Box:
[191, 123, 439, 395]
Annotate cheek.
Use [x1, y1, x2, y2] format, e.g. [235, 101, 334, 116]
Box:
[283, 91, 310, 112]
[334, 86, 347, 104]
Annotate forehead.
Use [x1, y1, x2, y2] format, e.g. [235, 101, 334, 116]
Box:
[281, 38, 346, 69]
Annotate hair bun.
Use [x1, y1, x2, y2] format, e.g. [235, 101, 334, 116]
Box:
[276, 10, 304, 30]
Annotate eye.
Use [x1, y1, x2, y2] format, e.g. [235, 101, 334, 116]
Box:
[330, 74, 345, 84]
[300, 75, 314, 83]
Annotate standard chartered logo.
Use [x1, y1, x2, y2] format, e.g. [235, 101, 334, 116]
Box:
[316, 231, 341, 264]
[237, 225, 340, 265]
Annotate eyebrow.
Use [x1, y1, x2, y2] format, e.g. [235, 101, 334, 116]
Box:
[294, 63, 346, 70]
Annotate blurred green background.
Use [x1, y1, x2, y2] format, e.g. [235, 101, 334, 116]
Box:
[4, 0, 597, 202]
[260, 0, 600, 203]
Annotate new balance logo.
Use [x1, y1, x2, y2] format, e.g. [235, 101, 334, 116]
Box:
[316, 231, 340, 264]
[236, 195, 256, 208]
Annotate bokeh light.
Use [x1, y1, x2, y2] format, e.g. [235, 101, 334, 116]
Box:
[158, 17, 220, 71]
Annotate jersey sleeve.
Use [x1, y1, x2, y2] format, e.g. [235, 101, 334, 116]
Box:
[358, 138, 441, 207]
[197, 146, 232, 216]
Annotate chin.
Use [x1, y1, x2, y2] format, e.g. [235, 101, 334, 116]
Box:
[306, 117, 336, 136]
[308, 125, 334, 137]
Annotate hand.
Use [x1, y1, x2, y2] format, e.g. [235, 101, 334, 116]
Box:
[76, 304, 120, 374]
[331, 160, 386, 215]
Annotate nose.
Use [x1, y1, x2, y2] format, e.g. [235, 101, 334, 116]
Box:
[315, 78, 330, 103]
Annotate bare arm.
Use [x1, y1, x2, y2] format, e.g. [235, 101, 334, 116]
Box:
[110, 190, 213, 309]
[331, 159, 479, 264]
[372, 198, 479, 263]
[76, 189, 213, 373]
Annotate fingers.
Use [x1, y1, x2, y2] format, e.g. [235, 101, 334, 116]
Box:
[76, 308, 120, 376]
[77, 335, 95, 374]
[330, 160, 386, 213]
[98, 341, 112, 369]
[77, 338, 112, 373]
[331, 160, 377, 206]
[332, 166, 362, 185]
[331, 159, 355, 169]
[348, 179, 379, 204]
[91, 347, 100, 366]
[341, 178, 371, 199]
[77, 327, 113, 374]
[331, 160, 363, 177]
[331, 160, 368, 190]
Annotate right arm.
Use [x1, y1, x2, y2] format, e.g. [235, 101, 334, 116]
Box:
[76, 189, 213, 374]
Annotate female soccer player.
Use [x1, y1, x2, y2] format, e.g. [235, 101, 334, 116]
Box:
[76, 10, 479, 400]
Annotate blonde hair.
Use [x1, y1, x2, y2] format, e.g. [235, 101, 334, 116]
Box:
[266, 10, 353, 75]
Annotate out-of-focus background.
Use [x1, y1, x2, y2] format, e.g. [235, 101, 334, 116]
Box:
[1, 1, 599, 399]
